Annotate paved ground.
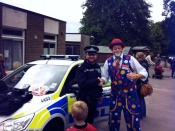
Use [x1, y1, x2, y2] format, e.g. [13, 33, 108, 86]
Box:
[95, 63, 175, 131]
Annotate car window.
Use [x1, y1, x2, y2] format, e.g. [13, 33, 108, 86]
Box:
[60, 65, 79, 96]
[4, 64, 69, 94]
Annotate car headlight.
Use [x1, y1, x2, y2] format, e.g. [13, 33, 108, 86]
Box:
[0, 114, 34, 131]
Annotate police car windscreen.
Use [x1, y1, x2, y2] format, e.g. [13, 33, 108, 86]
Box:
[14, 64, 69, 94]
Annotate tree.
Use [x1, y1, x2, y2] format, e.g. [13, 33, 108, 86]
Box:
[79, 0, 152, 47]
[162, 0, 175, 55]
[150, 22, 168, 56]
[163, 0, 175, 17]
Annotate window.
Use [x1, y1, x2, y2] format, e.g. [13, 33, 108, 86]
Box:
[66, 44, 80, 55]
[4, 64, 68, 94]
[44, 42, 55, 54]
[3, 39, 23, 70]
[2, 28, 23, 37]
[43, 34, 56, 55]
[2, 28, 24, 70]
[44, 35, 55, 40]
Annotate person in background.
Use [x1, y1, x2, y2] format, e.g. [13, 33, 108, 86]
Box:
[101, 38, 148, 131]
[170, 57, 175, 78]
[145, 52, 155, 77]
[155, 53, 161, 66]
[65, 101, 97, 131]
[74, 45, 103, 124]
[135, 52, 149, 119]
[145, 52, 155, 66]
[0, 54, 6, 79]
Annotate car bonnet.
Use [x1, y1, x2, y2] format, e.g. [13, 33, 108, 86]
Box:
[0, 94, 52, 122]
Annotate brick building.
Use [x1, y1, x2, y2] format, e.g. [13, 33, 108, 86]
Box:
[0, 2, 136, 71]
[0, 2, 66, 70]
[65, 33, 90, 59]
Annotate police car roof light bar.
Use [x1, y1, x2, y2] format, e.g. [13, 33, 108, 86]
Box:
[40, 55, 79, 61]
[68, 55, 79, 61]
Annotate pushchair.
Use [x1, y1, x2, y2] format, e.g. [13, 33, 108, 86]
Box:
[152, 66, 164, 79]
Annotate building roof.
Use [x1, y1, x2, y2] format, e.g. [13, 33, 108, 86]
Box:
[132, 46, 150, 50]
[96, 46, 111, 53]
[123, 46, 132, 54]
[95, 46, 131, 54]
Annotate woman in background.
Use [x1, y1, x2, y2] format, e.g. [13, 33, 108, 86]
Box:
[135, 52, 149, 119]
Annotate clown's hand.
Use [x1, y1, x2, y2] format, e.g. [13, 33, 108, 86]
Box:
[126, 70, 137, 80]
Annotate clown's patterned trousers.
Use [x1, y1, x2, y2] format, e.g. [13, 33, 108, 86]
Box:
[109, 92, 141, 131]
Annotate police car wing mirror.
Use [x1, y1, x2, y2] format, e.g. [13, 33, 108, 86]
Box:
[70, 84, 79, 96]
[71, 84, 79, 89]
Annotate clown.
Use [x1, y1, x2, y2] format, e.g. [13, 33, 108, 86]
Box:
[101, 38, 148, 131]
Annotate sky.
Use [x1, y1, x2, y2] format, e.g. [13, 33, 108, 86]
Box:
[0, 0, 164, 33]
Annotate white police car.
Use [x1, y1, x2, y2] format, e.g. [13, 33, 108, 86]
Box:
[0, 55, 111, 131]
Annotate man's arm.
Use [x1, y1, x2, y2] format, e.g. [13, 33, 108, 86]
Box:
[127, 56, 148, 81]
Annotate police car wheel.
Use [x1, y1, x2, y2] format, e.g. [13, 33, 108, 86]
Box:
[43, 119, 64, 131]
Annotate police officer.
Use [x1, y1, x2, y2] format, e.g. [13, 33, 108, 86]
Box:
[75, 45, 103, 124]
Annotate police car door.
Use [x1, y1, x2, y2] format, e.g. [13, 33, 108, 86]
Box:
[61, 66, 78, 128]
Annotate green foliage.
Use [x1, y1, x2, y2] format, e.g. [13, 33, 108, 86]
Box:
[79, 0, 152, 47]
[162, 17, 175, 55]
[162, 0, 175, 55]
[150, 22, 168, 55]
[163, 0, 175, 17]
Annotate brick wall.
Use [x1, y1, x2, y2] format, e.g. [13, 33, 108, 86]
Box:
[0, 4, 2, 53]
[0, 3, 67, 64]
[57, 22, 66, 54]
[25, 12, 44, 63]
[81, 35, 90, 59]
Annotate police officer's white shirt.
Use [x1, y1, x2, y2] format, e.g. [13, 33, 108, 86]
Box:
[101, 53, 148, 84]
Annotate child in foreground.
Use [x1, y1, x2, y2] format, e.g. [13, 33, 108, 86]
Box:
[65, 101, 97, 131]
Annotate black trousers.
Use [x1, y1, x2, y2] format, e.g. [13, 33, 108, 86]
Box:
[80, 96, 98, 124]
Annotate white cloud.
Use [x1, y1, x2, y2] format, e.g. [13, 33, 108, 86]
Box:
[146, 0, 164, 22]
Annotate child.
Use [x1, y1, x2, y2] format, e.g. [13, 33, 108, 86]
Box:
[65, 101, 97, 131]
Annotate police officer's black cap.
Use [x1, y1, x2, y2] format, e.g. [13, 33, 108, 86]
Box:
[84, 46, 99, 55]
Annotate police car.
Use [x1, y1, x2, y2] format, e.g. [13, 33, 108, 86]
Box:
[0, 55, 111, 131]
